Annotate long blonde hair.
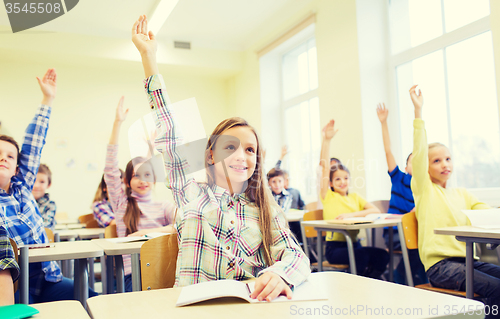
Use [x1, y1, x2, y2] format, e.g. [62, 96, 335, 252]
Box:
[205, 117, 275, 266]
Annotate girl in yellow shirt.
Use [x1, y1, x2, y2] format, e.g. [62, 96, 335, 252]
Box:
[320, 121, 389, 279]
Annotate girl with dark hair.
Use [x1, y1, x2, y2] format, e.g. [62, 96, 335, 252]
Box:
[320, 120, 389, 279]
[104, 96, 175, 292]
[132, 15, 309, 302]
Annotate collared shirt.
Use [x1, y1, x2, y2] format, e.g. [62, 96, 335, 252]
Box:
[0, 105, 62, 296]
[0, 225, 20, 282]
[272, 188, 293, 213]
[146, 74, 310, 288]
[274, 160, 305, 210]
[92, 200, 115, 228]
[36, 193, 57, 230]
[387, 166, 414, 215]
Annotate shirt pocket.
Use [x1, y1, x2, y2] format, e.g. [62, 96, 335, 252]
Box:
[238, 224, 262, 257]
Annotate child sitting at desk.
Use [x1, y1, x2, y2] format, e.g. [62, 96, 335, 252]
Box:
[0, 69, 97, 303]
[92, 171, 123, 228]
[410, 85, 500, 318]
[32, 164, 57, 231]
[0, 225, 20, 306]
[320, 120, 389, 279]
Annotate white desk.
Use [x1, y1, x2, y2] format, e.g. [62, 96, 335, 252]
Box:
[54, 223, 85, 230]
[18, 241, 103, 307]
[31, 300, 90, 319]
[87, 272, 485, 319]
[286, 210, 305, 222]
[434, 226, 500, 299]
[92, 238, 145, 293]
[301, 218, 412, 285]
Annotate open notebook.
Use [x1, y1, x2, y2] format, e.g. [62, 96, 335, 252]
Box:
[106, 232, 170, 243]
[462, 209, 500, 229]
[326, 213, 400, 225]
[176, 276, 328, 307]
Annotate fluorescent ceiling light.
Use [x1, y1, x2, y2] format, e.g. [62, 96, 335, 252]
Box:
[149, 0, 180, 35]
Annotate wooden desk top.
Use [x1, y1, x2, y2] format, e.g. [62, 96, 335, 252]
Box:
[31, 300, 90, 319]
[54, 223, 85, 230]
[87, 272, 484, 319]
[27, 241, 104, 263]
[55, 219, 79, 225]
[434, 226, 500, 240]
[91, 238, 145, 255]
[54, 229, 79, 240]
[286, 210, 305, 222]
[55, 228, 105, 240]
[301, 218, 401, 230]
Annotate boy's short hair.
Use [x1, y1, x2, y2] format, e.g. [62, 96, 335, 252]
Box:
[0, 135, 20, 165]
[267, 168, 285, 181]
[38, 164, 52, 186]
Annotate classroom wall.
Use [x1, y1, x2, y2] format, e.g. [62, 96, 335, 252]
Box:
[0, 51, 230, 219]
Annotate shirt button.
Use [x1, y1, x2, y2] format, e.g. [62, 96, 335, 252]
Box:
[226, 246, 230, 250]
[229, 262, 234, 267]
[230, 220, 234, 224]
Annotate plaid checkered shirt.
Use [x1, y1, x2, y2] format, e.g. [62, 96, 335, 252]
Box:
[0, 224, 20, 282]
[145, 74, 310, 288]
[36, 193, 56, 230]
[92, 200, 115, 228]
[0, 105, 62, 296]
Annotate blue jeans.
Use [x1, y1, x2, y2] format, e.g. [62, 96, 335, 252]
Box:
[124, 274, 133, 292]
[15, 277, 98, 304]
[325, 241, 389, 279]
[427, 258, 500, 319]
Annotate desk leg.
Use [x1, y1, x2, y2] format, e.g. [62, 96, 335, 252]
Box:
[19, 246, 29, 304]
[465, 241, 474, 299]
[106, 256, 114, 294]
[88, 258, 95, 290]
[342, 230, 357, 275]
[101, 254, 107, 294]
[388, 226, 394, 282]
[316, 231, 323, 272]
[131, 253, 141, 291]
[398, 222, 413, 287]
[115, 255, 125, 293]
[75, 259, 89, 308]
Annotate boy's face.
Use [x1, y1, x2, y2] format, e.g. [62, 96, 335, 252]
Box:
[269, 176, 285, 195]
[405, 154, 414, 175]
[0, 140, 18, 191]
[428, 146, 453, 187]
[33, 172, 50, 200]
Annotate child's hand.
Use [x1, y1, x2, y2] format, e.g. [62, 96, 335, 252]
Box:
[250, 272, 293, 302]
[37, 69, 57, 105]
[322, 120, 338, 141]
[409, 85, 423, 109]
[335, 213, 355, 220]
[376, 103, 388, 123]
[115, 96, 129, 123]
[132, 15, 157, 57]
[280, 145, 289, 160]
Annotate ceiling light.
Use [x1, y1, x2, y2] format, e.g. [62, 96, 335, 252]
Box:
[149, 0, 180, 35]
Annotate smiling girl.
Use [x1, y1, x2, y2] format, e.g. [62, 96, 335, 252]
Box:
[104, 96, 176, 292]
[131, 15, 310, 301]
[410, 85, 500, 318]
[320, 120, 389, 279]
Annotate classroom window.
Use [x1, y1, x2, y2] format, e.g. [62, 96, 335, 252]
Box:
[282, 38, 320, 203]
[390, 2, 500, 189]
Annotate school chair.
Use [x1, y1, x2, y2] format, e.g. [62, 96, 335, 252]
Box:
[401, 212, 479, 298]
[140, 233, 178, 290]
[78, 213, 99, 229]
[54, 211, 68, 221]
[9, 238, 18, 293]
[300, 209, 348, 271]
[44, 228, 54, 243]
[104, 223, 117, 239]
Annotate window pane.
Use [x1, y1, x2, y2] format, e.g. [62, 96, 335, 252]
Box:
[282, 39, 318, 101]
[308, 39, 318, 91]
[443, 0, 489, 32]
[446, 32, 500, 188]
[396, 50, 448, 161]
[408, 0, 443, 47]
[282, 43, 306, 101]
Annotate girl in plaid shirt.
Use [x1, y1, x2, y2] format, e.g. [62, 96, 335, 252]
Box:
[91, 171, 123, 228]
[131, 15, 310, 301]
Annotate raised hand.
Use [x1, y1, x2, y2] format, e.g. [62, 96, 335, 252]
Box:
[322, 120, 338, 141]
[280, 145, 289, 161]
[376, 103, 389, 123]
[37, 69, 57, 106]
[115, 96, 129, 123]
[409, 85, 423, 118]
[132, 15, 157, 57]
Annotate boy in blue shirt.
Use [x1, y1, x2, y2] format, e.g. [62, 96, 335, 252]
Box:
[377, 103, 427, 285]
[0, 69, 97, 303]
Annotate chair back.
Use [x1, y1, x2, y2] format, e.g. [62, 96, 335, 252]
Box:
[104, 223, 117, 238]
[44, 228, 54, 243]
[54, 212, 68, 221]
[78, 213, 99, 228]
[140, 234, 178, 290]
[302, 210, 325, 238]
[304, 202, 318, 211]
[402, 212, 418, 250]
[9, 238, 18, 293]
[371, 200, 390, 214]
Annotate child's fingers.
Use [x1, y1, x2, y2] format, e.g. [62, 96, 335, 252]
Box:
[132, 19, 140, 35]
[141, 16, 147, 34]
[149, 30, 156, 41]
[257, 277, 279, 301]
[266, 284, 286, 302]
[250, 275, 271, 299]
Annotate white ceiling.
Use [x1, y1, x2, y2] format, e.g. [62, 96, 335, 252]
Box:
[0, 0, 314, 51]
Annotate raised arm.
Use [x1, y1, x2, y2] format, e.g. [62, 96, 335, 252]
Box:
[320, 120, 338, 200]
[104, 98, 128, 211]
[409, 85, 429, 195]
[132, 15, 200, 208]
[274, 146, 289, 169]
[376, 103, 397, 172]
[18, 69, 56, 189]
